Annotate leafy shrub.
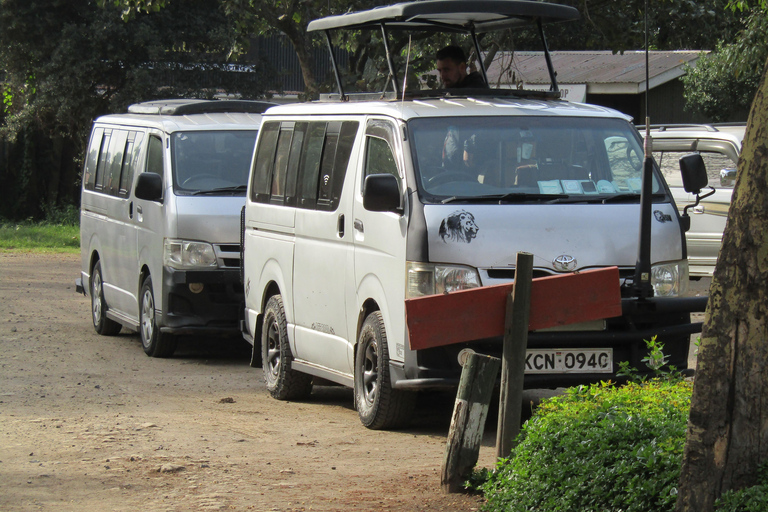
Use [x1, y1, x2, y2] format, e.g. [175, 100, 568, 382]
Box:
[715, 463, 768, 512]
[479, 380, 693, 512]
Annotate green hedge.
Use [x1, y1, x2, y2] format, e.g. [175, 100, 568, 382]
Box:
[479, 380, 692, 512]
[476, 379, 768, 512]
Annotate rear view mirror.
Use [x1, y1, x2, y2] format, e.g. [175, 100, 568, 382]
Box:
[720, 168, 737, 188]
[363, 174, 402, 213]
[135, 172, 164, 202]
[679, 153, 708, 194]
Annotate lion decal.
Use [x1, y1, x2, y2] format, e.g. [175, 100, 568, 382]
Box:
[439, 210, 479, 243]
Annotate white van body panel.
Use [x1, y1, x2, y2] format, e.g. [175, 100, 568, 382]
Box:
[424, 203, 683, 273]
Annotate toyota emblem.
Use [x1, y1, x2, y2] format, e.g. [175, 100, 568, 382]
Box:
[553, 254, 577, 271]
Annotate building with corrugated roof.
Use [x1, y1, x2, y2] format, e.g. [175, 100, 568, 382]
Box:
[485, 50, 746, 124]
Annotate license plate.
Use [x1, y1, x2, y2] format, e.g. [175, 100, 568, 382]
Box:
[525, 349, 613, 374]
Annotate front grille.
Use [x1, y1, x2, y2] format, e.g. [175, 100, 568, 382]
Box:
[215, 244, 241, 269]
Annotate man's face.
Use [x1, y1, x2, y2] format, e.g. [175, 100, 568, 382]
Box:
[436, 58, 467, 88]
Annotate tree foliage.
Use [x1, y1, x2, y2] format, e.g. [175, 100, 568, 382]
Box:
[0, 0, 276, 220]
[681, 8, 767, 121]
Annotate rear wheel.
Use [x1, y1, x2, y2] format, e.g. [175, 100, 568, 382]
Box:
[90, 260, 121, 336]
[139, 275, 177, 358]
[354, 311, 415, 429]
[261, 295, 312, 400]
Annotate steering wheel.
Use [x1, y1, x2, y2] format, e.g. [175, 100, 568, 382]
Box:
[181, 174, 219, 188]
[427, 171, 475, 187]
[626, 146, 643, 171]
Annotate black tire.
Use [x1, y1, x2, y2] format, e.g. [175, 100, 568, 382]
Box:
[139, 275, 177, 358]
[354, 311, 415, 430]
[261, 295, 312, 400]
[90, 260, 122, 336]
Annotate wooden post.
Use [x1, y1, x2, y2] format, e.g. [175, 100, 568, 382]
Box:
[496, 252, 533, 459]
[441, 352, 501, 493]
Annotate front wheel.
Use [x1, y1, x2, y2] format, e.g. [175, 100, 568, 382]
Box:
[261, 295, 312, 400]
[90, 260, 122, 336]
[139, 275, 177, 358]
[354, 311, 415, 429]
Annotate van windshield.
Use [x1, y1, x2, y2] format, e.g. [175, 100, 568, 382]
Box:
[171, 130, 258, 195]
[409, 116, 662, 204]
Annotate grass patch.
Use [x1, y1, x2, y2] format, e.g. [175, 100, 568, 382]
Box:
[0, 221, 80, 253]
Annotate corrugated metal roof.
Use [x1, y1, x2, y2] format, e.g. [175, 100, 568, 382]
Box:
[485, 51, 704, 94]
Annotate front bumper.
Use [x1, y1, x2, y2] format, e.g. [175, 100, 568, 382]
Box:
[159, 267, 243, 336]
[392, 296, 707, 390]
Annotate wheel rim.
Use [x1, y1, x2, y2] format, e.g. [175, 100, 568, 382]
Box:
[362, 338, 379, 406]
[140, 288, 155, 347]
[91, 271, 103, 325]
[265, 315, 281, 382]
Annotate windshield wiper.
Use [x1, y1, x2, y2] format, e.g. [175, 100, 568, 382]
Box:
[601, 192, 665, 204]
[190, 185, 247, 196]
[441, 193, 568, 204]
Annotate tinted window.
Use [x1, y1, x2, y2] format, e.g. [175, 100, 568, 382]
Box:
[251, 122, 279, 202]
[409, 116, 660, 202]
[146, 135, 164, 176]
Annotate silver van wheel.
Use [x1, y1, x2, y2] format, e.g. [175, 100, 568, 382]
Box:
[354, 311, 415, 430]
[90, 261, 121, 336]
[139, 275, 176, 358]
[261, 295, 312, 400]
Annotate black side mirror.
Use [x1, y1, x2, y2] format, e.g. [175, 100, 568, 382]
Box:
[679, 153, 708, 194]
[678, 153, 715, 231]
[363, 174, 402, 213]
[134, 172, 163, 202]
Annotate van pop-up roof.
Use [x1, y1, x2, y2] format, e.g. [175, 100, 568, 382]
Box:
[307, 0, 579, 100]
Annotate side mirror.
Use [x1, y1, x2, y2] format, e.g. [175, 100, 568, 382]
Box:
[135, 172, 164, 202]
[363, 174, 402, 213]
[720, 168, 737, 188]
[679, 153, 708, 194]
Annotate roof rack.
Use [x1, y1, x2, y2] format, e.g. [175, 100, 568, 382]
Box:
[318, 87, 560, 102]
[307, 0, 579, 101]
[127, 99, 276, 116]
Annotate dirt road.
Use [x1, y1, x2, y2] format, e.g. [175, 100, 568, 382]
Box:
[1, 253, 495, 512]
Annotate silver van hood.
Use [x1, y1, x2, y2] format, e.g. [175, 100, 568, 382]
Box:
[425, 203, 683, 275]
[173, 196, 245, 244]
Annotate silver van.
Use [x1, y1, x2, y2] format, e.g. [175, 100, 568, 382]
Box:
[77, 99, 273, 357]
[242, 1, 709, 429]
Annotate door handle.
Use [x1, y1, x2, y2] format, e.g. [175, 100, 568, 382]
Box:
[354, 219, 364, 233]
[338, 214, 345, 238]
[129, 201, 134, 219]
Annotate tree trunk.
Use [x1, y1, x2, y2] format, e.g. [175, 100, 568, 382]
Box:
[675, 56, 768, 511]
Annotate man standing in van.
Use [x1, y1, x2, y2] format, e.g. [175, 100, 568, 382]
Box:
[435, 45, 487, 89]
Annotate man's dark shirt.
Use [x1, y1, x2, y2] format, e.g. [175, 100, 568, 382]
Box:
[454, 71, 488, 88]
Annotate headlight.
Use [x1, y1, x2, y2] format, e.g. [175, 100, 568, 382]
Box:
[163, 239, 218, 269]
[406, 261, 481, 298]
[651, 260, 688, 297]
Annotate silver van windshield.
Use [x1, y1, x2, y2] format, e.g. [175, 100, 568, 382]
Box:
[409, 116, 661, 203]
[172, 130, 258, 195]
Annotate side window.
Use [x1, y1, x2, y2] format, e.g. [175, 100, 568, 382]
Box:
[83, 127, 104, 191]
[283, 122, 306, 207]
[250, 121, 279, 203]
[270, 123, 295, 204]
[365, 137, 399, 181]
[146, 135, 164, 177]
[94, 129, 112, 192]
[118, 131, 142, 198]
[297, 122, 327, 209]
[251, 119, 359, 210]
[105, 130, 128, 196]
[363, 120, 401, 191]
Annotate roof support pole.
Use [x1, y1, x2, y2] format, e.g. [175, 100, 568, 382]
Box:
[380, 22, 400, 96]
[324, 30, 346, 100]
[470, 26, 489, 87]
[537, 19, 559, 94]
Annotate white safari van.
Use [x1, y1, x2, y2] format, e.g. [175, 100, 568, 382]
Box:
[242, 1, 709, 429]
[77, 99, 273, 357]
